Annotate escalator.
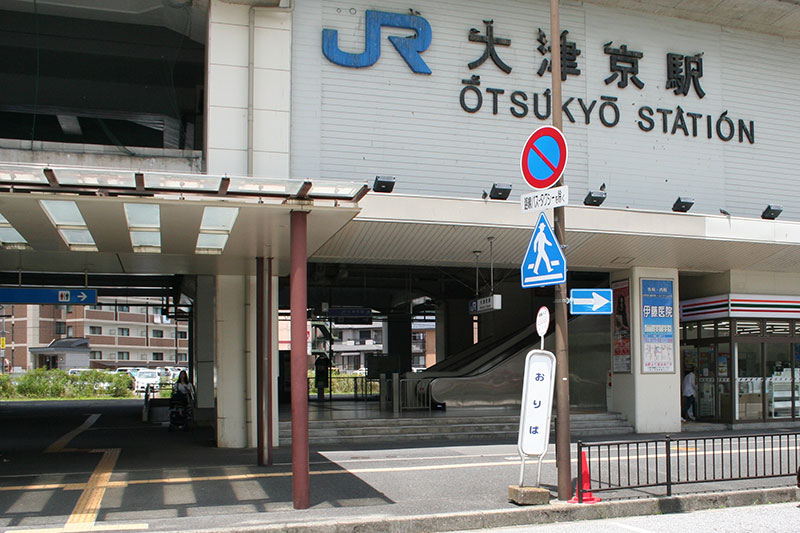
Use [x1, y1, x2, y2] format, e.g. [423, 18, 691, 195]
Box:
[418, 323, 539, 378]
[415, 314, 609, 409]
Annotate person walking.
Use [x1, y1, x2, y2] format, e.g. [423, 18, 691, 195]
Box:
[533, 222, 553, 274]
[682, 366, 696, 421]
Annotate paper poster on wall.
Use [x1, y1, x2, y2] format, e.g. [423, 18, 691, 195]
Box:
[612, 280, 631, 373]
[641, 279, 675, 373]
[718, 355, 729, 377]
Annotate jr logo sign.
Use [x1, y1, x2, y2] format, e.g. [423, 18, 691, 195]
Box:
[322, 10, 432, 74]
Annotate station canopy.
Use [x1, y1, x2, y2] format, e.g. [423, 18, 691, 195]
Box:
[0, 163, 365, 277]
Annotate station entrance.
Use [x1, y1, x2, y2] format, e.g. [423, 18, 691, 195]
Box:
[0, 166, 621, 454]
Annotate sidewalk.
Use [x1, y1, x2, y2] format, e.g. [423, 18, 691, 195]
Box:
[189, 487, 799, 533]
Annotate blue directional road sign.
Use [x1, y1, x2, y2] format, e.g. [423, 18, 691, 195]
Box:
[521, 212, 567, 288]
[569, 288, 613, 315]
[0, 288, 97, 305]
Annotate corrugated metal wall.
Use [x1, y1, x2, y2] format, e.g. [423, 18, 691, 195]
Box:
[292, 0, 795, 219]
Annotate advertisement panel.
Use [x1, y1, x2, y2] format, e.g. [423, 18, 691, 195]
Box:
[612, 280, 631, 373]
[641, 279, 675, 373]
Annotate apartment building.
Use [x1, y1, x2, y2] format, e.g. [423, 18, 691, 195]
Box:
[276, 316, 435, 372]
[2, 298, 188, 371]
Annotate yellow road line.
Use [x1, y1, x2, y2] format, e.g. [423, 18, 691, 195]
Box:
[64, 448, 120, 529]
[2, 443, 795, 494]
[6, 412, 147, 533]
[45, 415, 100, 454]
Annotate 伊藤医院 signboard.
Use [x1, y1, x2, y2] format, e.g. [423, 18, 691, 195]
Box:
[641, 279, 675, 373]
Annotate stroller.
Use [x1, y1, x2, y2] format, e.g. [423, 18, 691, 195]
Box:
[168, 386, 193, 431]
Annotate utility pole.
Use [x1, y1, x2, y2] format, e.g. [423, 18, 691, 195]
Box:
[0, 304, 5, 374]
[550, 0, 572, 501]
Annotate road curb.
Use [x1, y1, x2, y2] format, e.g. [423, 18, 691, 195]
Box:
[180, 486, 799, 533]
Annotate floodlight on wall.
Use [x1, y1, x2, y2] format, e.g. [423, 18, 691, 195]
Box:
[762, 204, 783, 220]
[487, 183, 512, 200]
[583, 190, 606, 206]
[373, 175, 395, 193]
[672, 197, 694, 212]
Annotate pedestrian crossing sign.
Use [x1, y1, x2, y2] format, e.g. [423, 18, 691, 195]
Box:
[521, 212, 567, 288]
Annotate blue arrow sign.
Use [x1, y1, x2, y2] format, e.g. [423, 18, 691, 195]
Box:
[0, 288, 97, 305]
[521, 212, 567, 288]
[569, 289, 613, 315]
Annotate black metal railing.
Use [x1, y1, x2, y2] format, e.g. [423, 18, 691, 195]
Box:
[306, 376, 379, 400]
[575, 432, 800, 503]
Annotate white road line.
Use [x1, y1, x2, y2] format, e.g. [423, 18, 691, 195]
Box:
[45, 415, 100, 453]
[606, 520, 656, 533]
[307, 451, 541, 466]
[8, 523, 147, 533]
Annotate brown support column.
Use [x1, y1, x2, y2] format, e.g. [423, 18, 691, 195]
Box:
[550, 0, 572, 502]
[290, 210, 309, 509]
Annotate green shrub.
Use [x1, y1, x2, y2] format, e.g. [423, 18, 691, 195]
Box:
[0, 374, 16, 398]
[66, 371, 96, 397]
[107, 372, 133, 398]
[16, 368, 68, 398]
[9, 368, 134, 399]
[306, 369, 372, 396]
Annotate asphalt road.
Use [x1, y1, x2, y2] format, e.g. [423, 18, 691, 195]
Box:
[1, 400, 798, 533]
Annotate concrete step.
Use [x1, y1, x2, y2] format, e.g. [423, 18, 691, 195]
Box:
[294, 423, 520, 438]
[278, 411, 633, 445]
[281, 412, 627, 429]
[303, 415, 521, 428]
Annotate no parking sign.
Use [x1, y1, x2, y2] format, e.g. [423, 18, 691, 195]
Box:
[520, 126, 568, 190]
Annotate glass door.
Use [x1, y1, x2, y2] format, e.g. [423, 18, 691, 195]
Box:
[717, 343, 732, 422]
[766, 344, 792, 419]
[795, 345, 800, 418]
[736, 342, 763, 421]
[696, 345, 715, 419]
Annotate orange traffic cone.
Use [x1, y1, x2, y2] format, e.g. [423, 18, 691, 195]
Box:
[568, 450, 601, 503]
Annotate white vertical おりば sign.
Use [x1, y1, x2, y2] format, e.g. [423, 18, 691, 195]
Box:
[517, 349, 557, 486]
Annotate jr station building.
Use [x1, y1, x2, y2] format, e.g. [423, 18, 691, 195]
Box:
[3, 0, 800, 455]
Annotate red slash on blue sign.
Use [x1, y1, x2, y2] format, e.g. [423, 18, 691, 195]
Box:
[520, 126, 568, 190]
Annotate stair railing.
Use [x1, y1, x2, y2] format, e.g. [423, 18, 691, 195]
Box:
[400, 376, 432, 412]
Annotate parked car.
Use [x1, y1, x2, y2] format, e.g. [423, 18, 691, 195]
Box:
[115, 367, 140, 378]
[158, 366, 183, 380]
[134, 369, 160, 393]
[67, 368, 92, 376]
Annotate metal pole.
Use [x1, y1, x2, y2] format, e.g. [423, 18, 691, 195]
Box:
[1, 305, 5, 374]
[473, 250, 481, 296]
[256, 257, 265, 466]
[550, 0, 572, 502]
[290, 210, 310, 509]
[488, 237, 495, 294]
[665, 435, 672, 496]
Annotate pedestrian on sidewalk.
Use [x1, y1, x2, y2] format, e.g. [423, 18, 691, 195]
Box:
[682, 366, 696, 421]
